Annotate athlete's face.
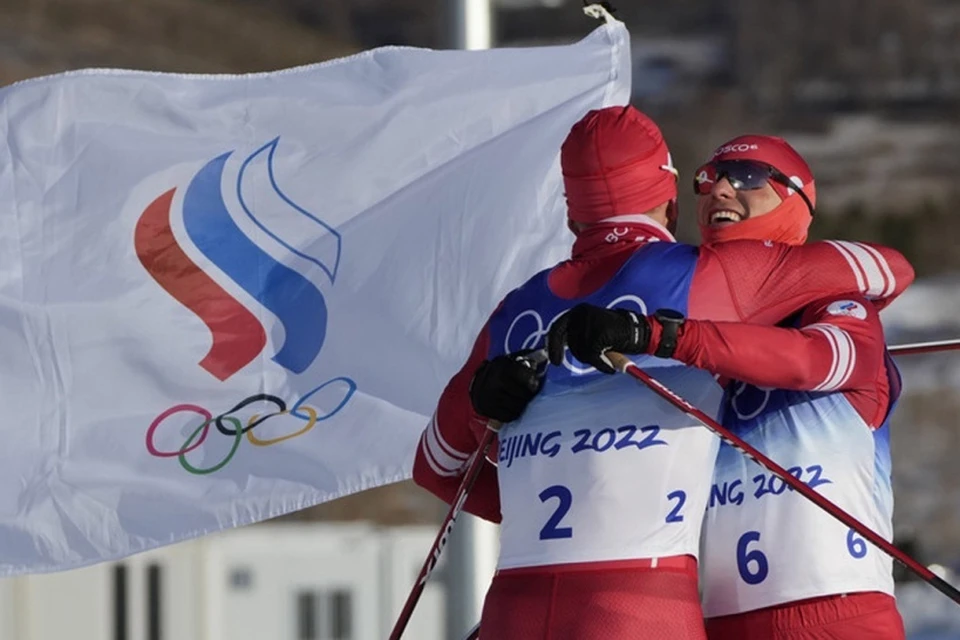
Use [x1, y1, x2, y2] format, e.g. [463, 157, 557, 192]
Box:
[696, 177, 782, 230]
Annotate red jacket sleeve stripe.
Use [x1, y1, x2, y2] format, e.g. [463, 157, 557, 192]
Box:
[806, 323, 856, 392]
[419, 432, 453, 478]
[825, 240, 896, 299]
[429, 413, 470, 463]
[856, 241, 898, 297]
[421, 414, 469, 477]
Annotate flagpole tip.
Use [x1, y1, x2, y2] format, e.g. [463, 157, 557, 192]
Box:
[582, 2, 618, 24]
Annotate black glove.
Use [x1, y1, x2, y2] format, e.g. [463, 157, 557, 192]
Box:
[469, 351, 544, 423]
[547, 303, 651, 374]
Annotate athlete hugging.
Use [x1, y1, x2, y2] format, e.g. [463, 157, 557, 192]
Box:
[414, 106, 912, 640]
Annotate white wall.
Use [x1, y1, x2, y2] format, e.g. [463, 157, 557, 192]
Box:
[380, 528, 446, 640]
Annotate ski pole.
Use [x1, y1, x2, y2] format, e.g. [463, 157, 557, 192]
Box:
[604, 351, 960, 606]
[389, 426, 498, 640]
[889, 338, 960, 356]
[390, 350, 546, 638]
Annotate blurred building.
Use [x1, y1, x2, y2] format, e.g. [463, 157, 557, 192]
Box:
[0, 523, 446, 640]
[0, 519, 957, 639]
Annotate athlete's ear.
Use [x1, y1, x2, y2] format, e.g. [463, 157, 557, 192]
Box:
[665, 199, 679, 235]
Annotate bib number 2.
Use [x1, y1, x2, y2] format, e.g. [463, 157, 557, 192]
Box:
[538, 486, 688, 541]
[538, 485, 573, 540]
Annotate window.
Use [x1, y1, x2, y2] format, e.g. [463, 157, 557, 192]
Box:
[147, 563, 163, 640]
[294, 589, 354, 640]
[329, 590, 352, 640]
[297, 591, 318, 640]
[229, 567, 253, 590]
[112, 564, 128, 640]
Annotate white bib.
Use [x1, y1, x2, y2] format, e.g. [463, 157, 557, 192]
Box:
[496, 365, 722, 570]
[701, 387, 895, 617]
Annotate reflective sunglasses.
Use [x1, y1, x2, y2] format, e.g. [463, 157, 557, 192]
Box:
[693, 160, 815, 216]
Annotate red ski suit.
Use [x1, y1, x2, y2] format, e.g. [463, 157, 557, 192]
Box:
[413, 220, 913, 640]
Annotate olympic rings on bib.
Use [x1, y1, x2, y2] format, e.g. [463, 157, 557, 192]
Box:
[505, 296, 648, 375]
[145, 377, 357, 475]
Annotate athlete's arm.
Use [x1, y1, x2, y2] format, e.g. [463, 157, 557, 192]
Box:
[690, 239, 914, 324]
[667, 295, 890, 426]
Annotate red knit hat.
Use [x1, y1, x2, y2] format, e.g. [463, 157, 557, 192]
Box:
[707, 135, 816, 207]
[561, 106, 678, 224]
[698, 135, 817, 245]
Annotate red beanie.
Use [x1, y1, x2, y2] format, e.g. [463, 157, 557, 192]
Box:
[561, 106, 678, 224]
[708, 135, 816, 208]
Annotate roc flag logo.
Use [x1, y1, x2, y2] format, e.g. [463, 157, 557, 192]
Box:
[133, 138, 355, 474]
[133, 138, 340, 380]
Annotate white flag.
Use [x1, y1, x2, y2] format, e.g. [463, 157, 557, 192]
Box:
[0, 21, 630, 574]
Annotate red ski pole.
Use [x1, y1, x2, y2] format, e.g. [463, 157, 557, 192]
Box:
[603, 351, 960, 606]
[390, 349, 546, 639]
[388, 424, 498, 640]
[889, 338, 960, 356]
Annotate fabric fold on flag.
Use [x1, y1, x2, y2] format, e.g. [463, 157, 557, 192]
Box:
[0, 20, 631, 574]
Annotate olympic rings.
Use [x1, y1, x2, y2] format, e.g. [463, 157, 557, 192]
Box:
[292, 377, 356, 421]
[178, 417, 242, 475]
[504, 296, 650, 374]
[730, 382, 773, 421]
[145, 377, 357, 475]
[146, 404, 212, 457]
[246, 406, 318, 447]
[215, 394, 286, 435]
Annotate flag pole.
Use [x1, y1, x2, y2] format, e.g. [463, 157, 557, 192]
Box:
[389, 428, 499, 640]
[444, 6, 496, 638]
[452, 0, 494, 50]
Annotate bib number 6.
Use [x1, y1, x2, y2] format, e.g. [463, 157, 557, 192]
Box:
[847, 528, 868, 559]
[736, 531, 769, 585]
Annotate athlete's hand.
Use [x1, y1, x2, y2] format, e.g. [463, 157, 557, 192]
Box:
[469, 350, 544, 423]
[547, 303, 651, 374]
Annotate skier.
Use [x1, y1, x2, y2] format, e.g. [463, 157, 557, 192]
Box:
[414, 107, 914, 638]
[555, 135, 906, 638]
